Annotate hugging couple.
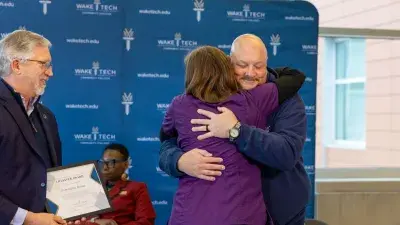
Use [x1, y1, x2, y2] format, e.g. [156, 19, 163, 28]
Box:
[160, 33, 311, 225]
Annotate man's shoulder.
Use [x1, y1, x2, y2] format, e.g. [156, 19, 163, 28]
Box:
[272, 94, 305, 119]
[280, 94, 304, 109]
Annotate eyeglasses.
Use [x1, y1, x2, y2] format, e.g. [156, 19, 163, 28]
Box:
[26, 59, 52, 70]
[97, 159, 126, 169]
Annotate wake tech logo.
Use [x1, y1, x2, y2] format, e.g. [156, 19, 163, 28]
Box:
[157, 33, 198, 51]
[39, 0, 51, 15]
[193, 0, 204, 22]
[305, 105, 316, 115]
[156, 103, 170, 114]
[227, 4, 265, 22]
[76, 0, 118, 16]
[122, 28, 134, 51]
[74, 127, 117, 145]
[270, 34, 281, 56]
[121, 92, 133, 116]
[302, 44, 317, 55]
[74, 61, 117, 80]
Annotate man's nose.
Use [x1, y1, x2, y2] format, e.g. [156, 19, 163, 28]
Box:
[246, 65, 256, 76]
[45, 67, 53, 77]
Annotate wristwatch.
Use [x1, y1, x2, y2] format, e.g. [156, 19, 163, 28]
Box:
[229, 121, 241, 142]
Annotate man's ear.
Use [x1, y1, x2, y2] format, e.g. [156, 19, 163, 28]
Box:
[11, 59, 22, 75]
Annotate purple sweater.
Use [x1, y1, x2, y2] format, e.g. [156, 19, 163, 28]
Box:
[162, 83, 278, 225]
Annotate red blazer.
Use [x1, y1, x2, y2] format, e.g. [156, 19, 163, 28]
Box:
[96, 180, 156, 225]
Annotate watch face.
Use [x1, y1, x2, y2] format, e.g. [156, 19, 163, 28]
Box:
[230, 129, 239, 137]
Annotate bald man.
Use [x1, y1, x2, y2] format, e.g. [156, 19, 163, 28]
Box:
[159, 34, 311, 225]
[230, 34, 270, 90]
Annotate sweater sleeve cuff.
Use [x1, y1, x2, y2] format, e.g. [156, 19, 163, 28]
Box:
[236, 123, 252, 152]
[171, 150, 185, 177]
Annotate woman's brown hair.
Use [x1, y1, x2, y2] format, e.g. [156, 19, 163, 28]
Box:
[184, 46, 241, 103]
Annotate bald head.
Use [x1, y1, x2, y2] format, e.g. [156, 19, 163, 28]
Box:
[229, 34, 269, 90]
[230, 34, 268, 60]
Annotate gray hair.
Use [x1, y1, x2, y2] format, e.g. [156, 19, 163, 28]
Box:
[0, 29, 51, 78]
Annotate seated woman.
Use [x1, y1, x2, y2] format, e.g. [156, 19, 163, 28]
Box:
[160, 46, 305, 225]
[83, 143, 156, 225]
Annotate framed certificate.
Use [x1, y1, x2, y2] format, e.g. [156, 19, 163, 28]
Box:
[46, 161, 113, 221]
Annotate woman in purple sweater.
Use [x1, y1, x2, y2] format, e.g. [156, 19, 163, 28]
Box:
[160, 46, 305, 225]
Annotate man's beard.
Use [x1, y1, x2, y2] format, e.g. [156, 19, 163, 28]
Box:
[35, 83, 46, 96]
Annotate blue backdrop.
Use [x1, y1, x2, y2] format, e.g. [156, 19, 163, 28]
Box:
[0, 0, 318, 224]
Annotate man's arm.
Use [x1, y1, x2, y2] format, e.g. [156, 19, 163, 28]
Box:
[158, 137, 225, 181]
[10, 208, 27, 225]
[1, 202, 66, 225]
[0, 110, 25, 224]
[158, 95, 225, 181]
[158, 138, 185, 178]
[236, 94, 307, 170]
[0, 195, 19, 224]
[158, 96, 186, 178]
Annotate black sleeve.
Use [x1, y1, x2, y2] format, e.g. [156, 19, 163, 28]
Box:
[159, 127, 178, 142]
[273, 67, 306, 104]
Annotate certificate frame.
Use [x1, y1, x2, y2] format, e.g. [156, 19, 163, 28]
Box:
[46, 160, 114, 221]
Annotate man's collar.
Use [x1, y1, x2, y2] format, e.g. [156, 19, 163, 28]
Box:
[1, 78, 41, 107]
[1, 78, 14, 93]
[21, 95, 40, 107]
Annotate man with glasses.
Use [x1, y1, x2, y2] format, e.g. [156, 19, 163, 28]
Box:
[0, 30, 66, 225]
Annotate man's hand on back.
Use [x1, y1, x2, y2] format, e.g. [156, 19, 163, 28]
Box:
[191, 107, 238, 140]
[178, 148, 225, 181]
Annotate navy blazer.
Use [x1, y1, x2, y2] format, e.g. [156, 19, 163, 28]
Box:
[0, 80, 62, 224]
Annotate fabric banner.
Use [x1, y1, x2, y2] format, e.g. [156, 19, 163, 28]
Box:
[0, 1, 318, 224]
